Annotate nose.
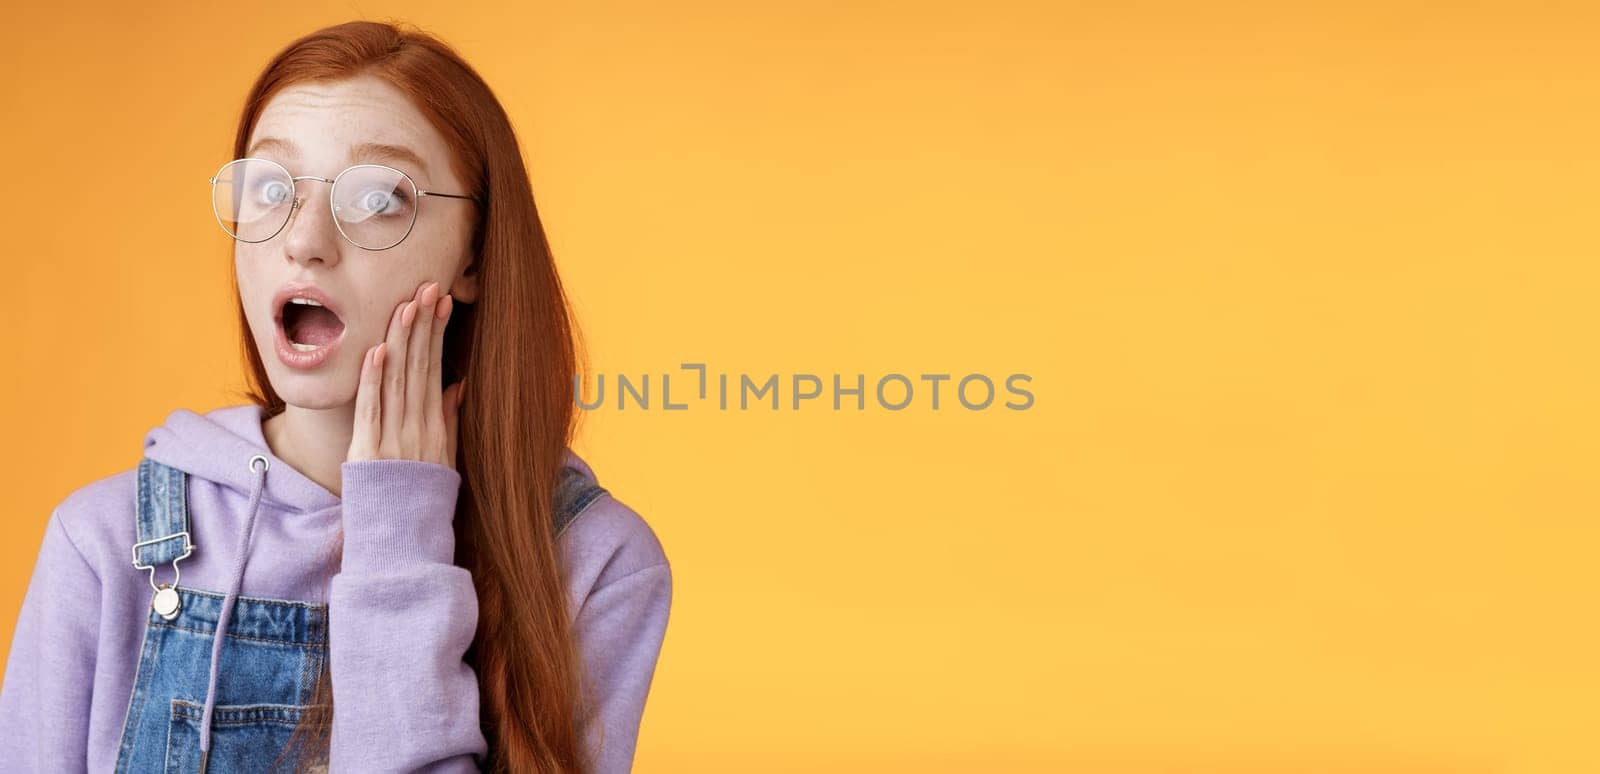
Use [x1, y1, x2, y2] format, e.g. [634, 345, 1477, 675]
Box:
[280, 189, 343, 267]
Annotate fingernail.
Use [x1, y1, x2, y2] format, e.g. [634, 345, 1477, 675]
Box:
[401, 300, 416, 326]
[436, 295, 452, 320]
[422, 283, 439, 305]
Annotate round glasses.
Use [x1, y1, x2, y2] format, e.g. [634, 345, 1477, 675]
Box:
[208, 157, 479, 251]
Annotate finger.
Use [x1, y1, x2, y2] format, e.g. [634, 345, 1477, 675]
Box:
[381, 295, 413, 458]
[348, 343, 384, 461]
[425, 293, 452, 464]
[406, 282, 440, 458]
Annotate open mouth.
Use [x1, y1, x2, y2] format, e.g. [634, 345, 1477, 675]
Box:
[279, 298, 346, 351]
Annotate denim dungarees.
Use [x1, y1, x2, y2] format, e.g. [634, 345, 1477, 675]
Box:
[113, 455, 608, 773]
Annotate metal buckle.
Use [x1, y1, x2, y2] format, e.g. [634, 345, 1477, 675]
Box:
[131, 531, 196, 600]
[130, 530, 195, 570]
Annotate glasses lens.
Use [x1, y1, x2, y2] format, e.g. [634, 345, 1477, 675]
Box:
[332, 166, 417, 249]
[212, 160, 294, 242]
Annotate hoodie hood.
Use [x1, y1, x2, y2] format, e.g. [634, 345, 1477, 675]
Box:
[143, 403, 600, 507]
[143, 404, 342, 514]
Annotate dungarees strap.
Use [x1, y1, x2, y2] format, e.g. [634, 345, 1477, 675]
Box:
[553, 464, 609, 538]
[132, 458, 194, 570]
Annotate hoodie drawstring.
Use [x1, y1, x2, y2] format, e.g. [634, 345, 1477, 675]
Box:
[197, 453, 270, 773]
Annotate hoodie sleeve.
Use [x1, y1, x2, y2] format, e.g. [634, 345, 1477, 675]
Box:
[329, 459, 486, 774]
[572, 559, 672, 774]
[0, 508, 101, 772]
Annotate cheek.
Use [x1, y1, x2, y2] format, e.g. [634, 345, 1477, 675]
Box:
[232, 252, 274, 335]
[384, 241, 462, 296]
[346, 275, 417, 336]
[234, 275, 260, 315]
[233, 246, 263, 289]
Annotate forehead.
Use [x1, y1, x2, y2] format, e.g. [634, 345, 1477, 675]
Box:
[247, 75, 451, 182]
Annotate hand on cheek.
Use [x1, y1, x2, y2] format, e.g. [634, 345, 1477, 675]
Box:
[347, 281, 466, 469]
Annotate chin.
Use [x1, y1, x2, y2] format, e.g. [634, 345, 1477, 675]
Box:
[266, 364, 358, 410]
[270, 380, 355, 412]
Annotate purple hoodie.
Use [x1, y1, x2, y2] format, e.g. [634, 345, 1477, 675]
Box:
[0, 403, 672, 772]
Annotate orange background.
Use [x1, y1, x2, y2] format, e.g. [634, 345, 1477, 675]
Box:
[2, 2, 1595, 772]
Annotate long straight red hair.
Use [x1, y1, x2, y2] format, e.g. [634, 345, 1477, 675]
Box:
[226, 20, 597, 773]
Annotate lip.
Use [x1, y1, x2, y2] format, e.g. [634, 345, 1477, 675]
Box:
[271, 282, 347, 371]
[272, 282, 346, 323]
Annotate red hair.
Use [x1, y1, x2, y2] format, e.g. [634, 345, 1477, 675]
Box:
[227, 19, 596, 773]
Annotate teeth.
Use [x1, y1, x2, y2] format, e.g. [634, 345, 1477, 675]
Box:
[290, 342, 322, 352]
[289, 297, 324, 307]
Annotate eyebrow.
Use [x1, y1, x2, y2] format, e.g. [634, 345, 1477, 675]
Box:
[246, 137, 432, 179]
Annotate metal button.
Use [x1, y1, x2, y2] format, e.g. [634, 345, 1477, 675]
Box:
[152, 584, 181, 620]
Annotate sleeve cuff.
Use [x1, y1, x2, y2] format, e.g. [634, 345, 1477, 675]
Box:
[339, 458, 463, 574]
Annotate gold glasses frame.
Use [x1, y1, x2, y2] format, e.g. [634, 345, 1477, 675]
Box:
[208, 156, 480, 251]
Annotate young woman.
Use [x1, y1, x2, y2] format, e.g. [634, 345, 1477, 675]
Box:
[0, 20, 672, 774]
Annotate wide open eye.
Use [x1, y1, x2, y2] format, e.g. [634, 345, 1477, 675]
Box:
[256, 178, 294, 206]
[334, 167, 416, 226]
[352, 186, 411, 218]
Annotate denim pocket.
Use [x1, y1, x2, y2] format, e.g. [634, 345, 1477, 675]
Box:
[163, 698, 318, 773]
[114, 588, 330, 772]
